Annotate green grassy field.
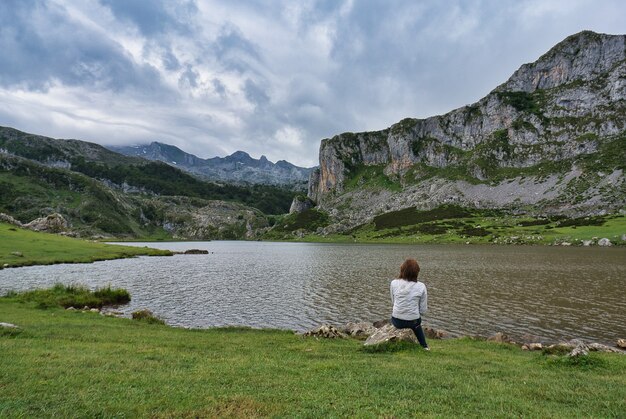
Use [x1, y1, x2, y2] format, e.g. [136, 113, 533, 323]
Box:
[286, 211, 626, 246]
[1, 297, 625, 417]
[0, 222, 172, 269]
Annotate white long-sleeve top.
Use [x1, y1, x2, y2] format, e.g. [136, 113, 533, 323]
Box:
[390, 279, 428, 320]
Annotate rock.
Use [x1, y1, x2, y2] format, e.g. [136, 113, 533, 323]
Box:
[543, 343, 575, 354]
[0, 322, 19, 329]
[568, 342, 589, 357]
[183, 249, 209, 255]
[66, 307, 76, 311]
[363, 324, 417, 346]
[372, 319, 390, 328]
[303, 324, 347, 339]
[488, 332, 512, 343]
[341, 322, 377, 338]
[89, 308, 100, 313]
[82, 306, 90, 311]
[588, 343, 624, 353]
[617, 339, 626, 349]
[597, 238, 612, 246]
[621, 234, 626, 242]
[522, 343, 543, 351]
[10, 251, 23, 257]
[101, 310, 124, 317]
[581, 240, 593, 246]
[289, 196, 314, 214]
[560, 242, 572, 246]
[24, 213, 68, 233]
[423, 326, 447, 339]
[0, 213, 23, 226]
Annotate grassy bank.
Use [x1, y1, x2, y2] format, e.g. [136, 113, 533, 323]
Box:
[0, 222, 172, 269]
[271, 208, 626, 246]
[1, 297, 625, 417]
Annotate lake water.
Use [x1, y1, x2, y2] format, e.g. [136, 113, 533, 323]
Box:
[1, 241, 625, 344]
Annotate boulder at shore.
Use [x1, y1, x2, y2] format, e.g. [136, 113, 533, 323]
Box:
[363, 324, 417, 346]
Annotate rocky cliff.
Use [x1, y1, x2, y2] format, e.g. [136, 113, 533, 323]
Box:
[307, 31, 626, 230]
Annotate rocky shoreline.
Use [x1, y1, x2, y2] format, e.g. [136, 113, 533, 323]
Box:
[302, 320, 626, 356]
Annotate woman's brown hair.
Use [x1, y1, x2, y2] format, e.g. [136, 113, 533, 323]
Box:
[399, 258, 420, 282]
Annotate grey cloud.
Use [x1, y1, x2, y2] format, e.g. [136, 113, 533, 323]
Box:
[213, 24, 263, 73]
[179, 65, 199, 89]
[212, 78, 226, 96]
[100, 0, 198, 36]
[162, 47, 181, 71]
[0, 0, 165, 95]
[244, 79, 270, 107]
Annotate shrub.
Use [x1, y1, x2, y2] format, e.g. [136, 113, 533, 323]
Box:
[373, 205, 473, 230]
[460, 226, 492, 237]
[93, 286, 131, 305]
[557, 217, 606, 227]
[131, 309, 165, 325]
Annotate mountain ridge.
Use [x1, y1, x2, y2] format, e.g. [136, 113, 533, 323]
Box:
[109, 142, 315, 189]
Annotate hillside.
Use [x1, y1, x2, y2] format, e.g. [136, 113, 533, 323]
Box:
[109, 142, 314, 189]
[0, 126, 296, 214]
[0, 153, 272, 239]
[304, 31, 626, 235]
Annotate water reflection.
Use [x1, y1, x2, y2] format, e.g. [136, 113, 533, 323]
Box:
[0, 241, 624, 344]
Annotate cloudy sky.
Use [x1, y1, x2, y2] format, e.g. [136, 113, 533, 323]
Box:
[0, 0, 624, 166]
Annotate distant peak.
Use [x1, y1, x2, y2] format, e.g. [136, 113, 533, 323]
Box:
[260, 155, 268, 162]
[230, 150, 251, 158]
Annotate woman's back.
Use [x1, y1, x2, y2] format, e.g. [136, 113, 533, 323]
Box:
[390, 279, 427, 320]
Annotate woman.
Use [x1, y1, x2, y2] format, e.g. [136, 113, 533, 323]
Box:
[390, 258, 429, 350]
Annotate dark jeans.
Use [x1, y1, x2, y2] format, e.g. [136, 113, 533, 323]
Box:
[391, 316, 428, 348]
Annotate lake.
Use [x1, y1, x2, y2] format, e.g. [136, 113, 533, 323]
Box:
[1, 241, 625, 344]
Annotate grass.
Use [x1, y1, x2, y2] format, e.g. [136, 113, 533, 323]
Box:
[344, 164, 402, 192]
[9, 283, 130, 309]
[0, 296, 624, 417]
[0, 222, 172, 269]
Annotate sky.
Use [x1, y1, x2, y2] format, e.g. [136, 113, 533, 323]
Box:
[0, 1, 624, 167]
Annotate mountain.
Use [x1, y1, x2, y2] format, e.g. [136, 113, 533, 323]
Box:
[305, 31, 626, 233]
[0, 125, 296, 215]
[0, 126, 301, 238]
[109, 142, 314, 189]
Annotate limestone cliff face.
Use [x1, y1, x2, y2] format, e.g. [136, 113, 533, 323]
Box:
[308, 31, 626, 220]
[498, 31, 626, 92]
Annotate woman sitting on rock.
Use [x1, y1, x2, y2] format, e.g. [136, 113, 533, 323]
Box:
[390, 258, 429, 350]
